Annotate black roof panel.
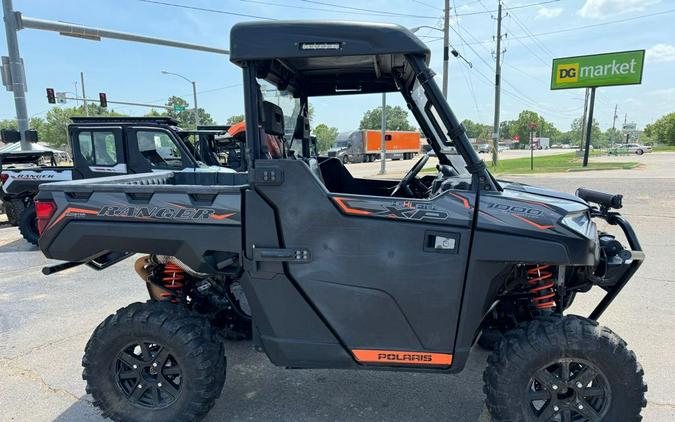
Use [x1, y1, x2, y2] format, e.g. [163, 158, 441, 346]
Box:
[230, 20, 429, 64]
[69, 116, 179, 126]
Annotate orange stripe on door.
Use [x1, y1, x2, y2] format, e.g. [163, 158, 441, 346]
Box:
[352, 349, 453, 366]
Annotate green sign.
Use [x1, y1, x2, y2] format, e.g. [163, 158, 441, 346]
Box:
[550, 50, 645, 90]
[173, 105, 187, 112]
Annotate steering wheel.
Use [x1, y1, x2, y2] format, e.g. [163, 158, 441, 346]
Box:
[391, 154, 429, 197]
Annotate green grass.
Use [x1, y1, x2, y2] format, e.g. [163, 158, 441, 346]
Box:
[421, 152, 638, 175]
[653, 145, 675, 152]
[486, 152, 638, 175]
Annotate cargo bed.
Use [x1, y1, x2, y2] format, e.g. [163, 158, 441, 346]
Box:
[37, 171, 247, 273]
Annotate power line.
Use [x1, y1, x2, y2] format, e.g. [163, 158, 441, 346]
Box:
[411, 0, 444, 11]
[454, 0, 560, 16]
[301, 0, 560, 19]
[299, 0, 439, 18]
[503, 4, 556, 58]
[461, 8, 675, 46]
[239, 0, 432, 18]
[138, 0, 277, 20]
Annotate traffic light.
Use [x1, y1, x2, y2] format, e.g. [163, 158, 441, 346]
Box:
[46, 88, 55, 104]
[99, 92, 107, 108]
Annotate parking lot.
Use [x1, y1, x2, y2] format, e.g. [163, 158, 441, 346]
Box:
[1, 152, 674, 421]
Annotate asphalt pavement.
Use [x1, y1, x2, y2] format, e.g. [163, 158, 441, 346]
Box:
[1, 153, 674, 421]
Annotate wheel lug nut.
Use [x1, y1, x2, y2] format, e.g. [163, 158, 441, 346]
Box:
[576, 382, 583, 388]
[578, 404, 584, 410]
[158, 382, 163, 387]
[552, 384, 558, 390]
[152, 362, 158, 367]
[553, 406, 559, 412]
[132, 365, 138, 369]
[137, 384, 142, 389]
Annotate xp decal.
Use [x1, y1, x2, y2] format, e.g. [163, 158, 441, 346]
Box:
[332, 194, 471, 223]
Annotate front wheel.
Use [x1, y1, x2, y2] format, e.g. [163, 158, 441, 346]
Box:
[636, 149, 644, 155]
[484, 315, 646, 421]
[341, 154, 350, 164]
[83, 302, 226, 422]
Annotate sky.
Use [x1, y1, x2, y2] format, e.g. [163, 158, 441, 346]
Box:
[1, 0, 674, 134]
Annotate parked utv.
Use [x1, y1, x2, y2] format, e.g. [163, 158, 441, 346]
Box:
[37, 21, 646, 421]
[0, 117, 237, 244]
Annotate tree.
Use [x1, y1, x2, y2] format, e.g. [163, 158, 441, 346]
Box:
[570, 117, 601, 148]
[38, 105, 126, 149]
[462, 119, 492, 140]
[164, 96, 215, 129]
[359, 105, 414, 131]
[644, 112, 675, 145]
[500, 110, 559, 150]
[313, 123, 339, 153]
[226, 114, 244, 125]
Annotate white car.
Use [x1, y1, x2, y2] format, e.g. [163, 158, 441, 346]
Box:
[625, 144, 652, 155]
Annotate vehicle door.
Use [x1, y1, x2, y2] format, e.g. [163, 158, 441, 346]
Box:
[124, 127, 198, 173]
[250, 103, 475, 366]
[71, 126, 126, 178]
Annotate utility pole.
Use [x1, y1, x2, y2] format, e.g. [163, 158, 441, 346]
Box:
[191, 80, 199, 128]
[2, 0, 30, 150]
[582, 88, 596, 167]
[74, 81, 79, 106]
[611, 104, 618, 148]
[442, 0, 450, 98]
[379, 92, 387, 175]
[80, 71, 89, 116]
[579, 88, 589, 149]
[491, 1, 503, 166]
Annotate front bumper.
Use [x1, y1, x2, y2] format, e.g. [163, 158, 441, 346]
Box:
[588, 211, 645, 320]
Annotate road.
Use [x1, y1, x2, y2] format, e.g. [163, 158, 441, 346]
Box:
[0, 153, 673, 421]
[346, 148, 586, 178]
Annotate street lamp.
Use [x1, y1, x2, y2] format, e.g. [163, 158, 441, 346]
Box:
[161, 70, 199, 128]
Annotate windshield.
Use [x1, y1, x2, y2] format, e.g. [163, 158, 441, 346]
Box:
[411, 80, 469, 176]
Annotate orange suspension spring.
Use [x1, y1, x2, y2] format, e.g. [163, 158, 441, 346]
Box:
[526, 265, 556, 310]
[160, 262, 185, 303]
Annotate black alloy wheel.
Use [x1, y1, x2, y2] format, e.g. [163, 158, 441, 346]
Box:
[114, 341, 183, 409]
[527, 358, 611, 421]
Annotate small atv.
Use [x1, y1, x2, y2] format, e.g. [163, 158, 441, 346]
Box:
[37, 21, 647, 421]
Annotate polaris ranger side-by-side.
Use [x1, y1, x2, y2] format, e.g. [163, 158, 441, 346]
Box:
[37, 22, 646, 421]
[0, 117, 237, 244]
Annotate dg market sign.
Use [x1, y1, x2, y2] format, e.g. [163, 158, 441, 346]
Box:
[550, 50, 645, 90]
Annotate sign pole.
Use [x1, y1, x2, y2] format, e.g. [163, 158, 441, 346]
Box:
[379, 92, 386, 175]
[582, 87, 596, 167]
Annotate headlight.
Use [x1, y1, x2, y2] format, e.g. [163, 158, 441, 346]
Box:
[561, 211, 593, 237]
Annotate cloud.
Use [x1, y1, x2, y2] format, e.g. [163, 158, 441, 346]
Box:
[536, 7, 563, 19]
[646, 44, 675, 63]
[578, 0, 661, 18]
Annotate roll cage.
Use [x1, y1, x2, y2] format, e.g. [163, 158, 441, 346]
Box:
[229, 21, 498, 192]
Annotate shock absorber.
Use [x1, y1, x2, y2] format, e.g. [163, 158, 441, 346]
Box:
[526, 265, 556, 310]
[159, 262, 185, 303]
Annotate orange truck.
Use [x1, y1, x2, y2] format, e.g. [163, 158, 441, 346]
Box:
[327, 130, 420, 163]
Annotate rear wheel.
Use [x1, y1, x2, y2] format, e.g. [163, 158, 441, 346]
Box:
[4, 199, 24, 226]
[18, 204, 39, 245]
[83, 301, 226, 422]
[341, 155, 350, 164]
[636, 149, 644, 155]
[484, 315, 646, 422]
